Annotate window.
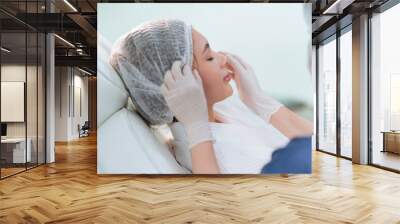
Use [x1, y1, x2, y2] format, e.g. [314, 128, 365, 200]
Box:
[339, 28, 352, 158]
[371, 2, 400, 171]
[0, 1, 46, 179]
[317, 36, 337, 154]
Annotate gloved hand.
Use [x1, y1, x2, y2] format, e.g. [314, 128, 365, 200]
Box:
[223, 52, 283, 122]
[161, 61, 214, 149]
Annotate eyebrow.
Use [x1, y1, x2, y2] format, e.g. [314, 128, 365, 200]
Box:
[202, 42, 210, 55]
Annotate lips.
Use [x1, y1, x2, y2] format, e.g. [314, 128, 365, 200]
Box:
[223, 74, 232, 82]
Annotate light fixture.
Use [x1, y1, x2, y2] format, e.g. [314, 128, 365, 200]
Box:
[54, 34, 75, 48]
[76, 48, 86, 56]
[63, 0, 78, 12]
[78, 67, 93, 76]
[323, 0, 341, 14]
[322, 0, 354, 15]
[1, 47, 11, 53]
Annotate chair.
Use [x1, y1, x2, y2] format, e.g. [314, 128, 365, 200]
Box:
[79, 121, 90, 138]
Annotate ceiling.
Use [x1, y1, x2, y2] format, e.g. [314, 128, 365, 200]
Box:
[0, 0, 394, 74]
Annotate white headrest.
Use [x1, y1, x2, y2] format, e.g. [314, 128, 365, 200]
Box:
[97, 36, 129, 127]
[97, 108, 188, 174]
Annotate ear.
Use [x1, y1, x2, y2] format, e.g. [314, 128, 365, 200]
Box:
[192, 54, 198, 70]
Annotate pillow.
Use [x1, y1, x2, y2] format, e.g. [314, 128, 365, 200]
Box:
[98, 108, 189, 174]
[97, 36, 129, 127]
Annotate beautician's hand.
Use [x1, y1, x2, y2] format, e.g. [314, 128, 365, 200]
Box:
[161, 61, 214, 149]
[223, 52, 282, 122]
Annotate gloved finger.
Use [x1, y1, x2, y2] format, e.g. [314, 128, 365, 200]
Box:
[221, 51, 249, 70]
[170, 140, 177, 150]
[225, 54, 245, 73]
[193, 69, 203, 85]
[224, 52, 248, 70]
[225, 63, 234, 74]
[230, 53, 251, 71]
[182, 63, 192, 78]
[164, 70, 175, 89]
[219, 51, 230, 56]
[218, 51, 234, 71]
[171, 60, 183, 80]
[171, 139, 187, 149]
[160, 84, 169, 97]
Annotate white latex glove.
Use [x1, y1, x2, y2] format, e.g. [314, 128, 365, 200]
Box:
[161, 61, 214, 149]
[223, 52, 283, 122]
[169, 121, 193, 171]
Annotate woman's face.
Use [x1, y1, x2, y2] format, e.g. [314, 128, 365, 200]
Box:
[191, 28, 233, 105]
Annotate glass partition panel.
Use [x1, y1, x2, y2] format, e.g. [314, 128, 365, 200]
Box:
[340, 29, 352, 158]
[317, 37, 337, 154]
[371, 4, 400, 171]
[1, 30, 27, 178]
[38, 32, 45, 165]
[0, 1, 46, 179]
[27, 30, 38, 169]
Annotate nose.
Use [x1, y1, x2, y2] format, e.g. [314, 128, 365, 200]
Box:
[218, 51, 228, 68]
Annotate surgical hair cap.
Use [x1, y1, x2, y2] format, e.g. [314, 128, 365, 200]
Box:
[109, 19, 193, 126]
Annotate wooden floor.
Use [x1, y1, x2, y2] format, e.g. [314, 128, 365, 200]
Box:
[1, 134, 400, 223]
[1, 167, 26, 178]
[373, 150, 400, 171]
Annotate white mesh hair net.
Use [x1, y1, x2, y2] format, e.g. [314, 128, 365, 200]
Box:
[109, 19, 193, 126]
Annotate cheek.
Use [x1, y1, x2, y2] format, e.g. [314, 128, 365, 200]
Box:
[198, 65, 221, 88]
[199, 70, 217, 91]
[198, 63, 221, 82]
[198, 65, 232, 101]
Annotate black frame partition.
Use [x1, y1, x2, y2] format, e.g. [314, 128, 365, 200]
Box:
[0, 0, 47, 180]
[315, 24, 353, 161]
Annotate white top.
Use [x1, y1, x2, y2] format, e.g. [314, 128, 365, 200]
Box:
[171, 95, 289, 174]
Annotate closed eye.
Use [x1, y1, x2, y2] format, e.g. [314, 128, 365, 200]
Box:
[207, 57, 214, 61]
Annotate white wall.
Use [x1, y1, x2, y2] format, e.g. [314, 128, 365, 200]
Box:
[55, 67, 89, 141]
[1, 66, 26, 129]
[71, 73, 89, 138]
[55, 66, 69, 141]
[1, 65, 38, 138]
[1, 82, 25, 122]
[1, 63, 46, 164]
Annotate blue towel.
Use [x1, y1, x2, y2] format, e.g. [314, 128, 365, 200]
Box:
[260, 136, 312, 174]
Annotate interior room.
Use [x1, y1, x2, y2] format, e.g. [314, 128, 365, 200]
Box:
[0, 23, 46, 178]
[0, 0, 399, 223]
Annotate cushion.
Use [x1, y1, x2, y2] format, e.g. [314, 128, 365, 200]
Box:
[97, 36, 129, 127]
[97, 108, 189, 174]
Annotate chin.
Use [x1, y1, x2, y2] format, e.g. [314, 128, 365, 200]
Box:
[217, 85, 233, 102]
